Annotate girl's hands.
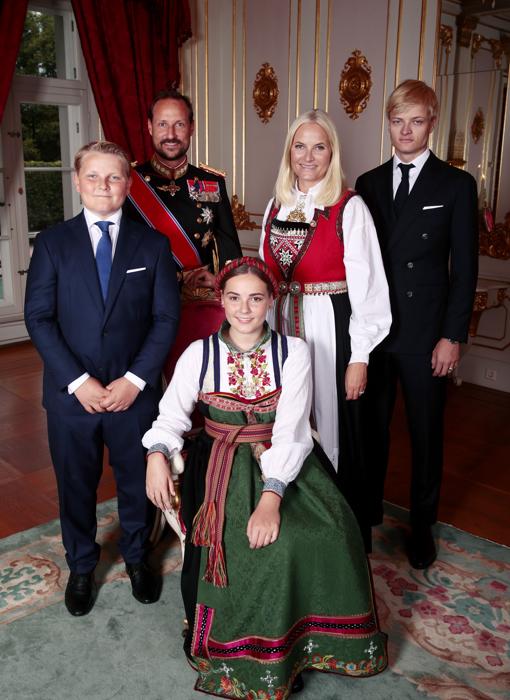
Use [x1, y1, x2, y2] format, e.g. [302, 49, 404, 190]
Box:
[247, 491, 281, 549]
[146, 452, 176, 511]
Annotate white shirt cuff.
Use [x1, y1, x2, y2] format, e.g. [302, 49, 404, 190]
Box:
[125, 371, 146, 391]
[68, 373, 90, 394]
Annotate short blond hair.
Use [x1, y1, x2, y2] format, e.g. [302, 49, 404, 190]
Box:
[74, 141, 131, 179]
[386, 80, 439, 120]
[274, 110, 344, 207]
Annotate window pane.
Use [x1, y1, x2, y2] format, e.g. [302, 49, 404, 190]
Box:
[16, 10, 76, 80]
[16, 11, 58, 78]
[22, 103, 62, 162]
[25, 171, 65, 233]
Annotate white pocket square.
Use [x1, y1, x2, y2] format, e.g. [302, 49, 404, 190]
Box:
[423, 204, 444, 210]
[126, 267, 146, 273]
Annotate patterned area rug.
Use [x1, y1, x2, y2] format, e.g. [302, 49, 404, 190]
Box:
[0, 501, 509, 700]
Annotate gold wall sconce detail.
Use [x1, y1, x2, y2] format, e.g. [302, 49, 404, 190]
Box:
[252, 63, 279, 124]
[439, 24, 453, 55]
[471, 108, 485, 144]
[479, 213, 510, 260]
[231, 195, 259, 230]
[338, 50, 372, 120]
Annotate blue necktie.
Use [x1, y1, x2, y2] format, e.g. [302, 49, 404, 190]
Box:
[95, 221, 113, 300]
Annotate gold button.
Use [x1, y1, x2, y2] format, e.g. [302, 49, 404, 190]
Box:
[196, 203, 201, 208]
[197, 217, 203, 223]
[194, 232, 201, 239]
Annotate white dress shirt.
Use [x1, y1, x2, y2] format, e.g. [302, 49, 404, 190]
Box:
[259, 181, 391, 469]
[142, 335, 313, 488]
[68, 208, 146, 395]
[392, 148, 430, 197]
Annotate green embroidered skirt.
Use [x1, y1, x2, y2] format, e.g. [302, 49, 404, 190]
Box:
[182, 402, 387, 700]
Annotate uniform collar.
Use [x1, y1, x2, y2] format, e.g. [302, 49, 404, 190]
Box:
[150, 153, 189, 180]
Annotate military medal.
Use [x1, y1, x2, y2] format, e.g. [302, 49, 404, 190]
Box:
[157, 180, 180, 196]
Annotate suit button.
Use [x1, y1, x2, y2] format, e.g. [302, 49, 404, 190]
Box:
[194, 232, 201, 239]
[197, 217, 203, 223]
[407, 262, 414, 269]
[406, 290, 413, 298]
[421, 233, 429, 239]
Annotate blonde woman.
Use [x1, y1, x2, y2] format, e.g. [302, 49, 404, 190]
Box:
[259, 110, 391, 548]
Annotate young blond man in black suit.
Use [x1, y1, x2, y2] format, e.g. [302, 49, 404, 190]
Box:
[356, 80, 478, 568]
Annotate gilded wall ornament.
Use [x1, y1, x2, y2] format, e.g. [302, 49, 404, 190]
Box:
[439, 24, 453, 54]
[479, 212, 510, 260]
[231, 195, 258, 230]
[457, 15, 478, 48]
[252, 63, 279, 124]
[471, 108, 485, 144]
[338, 50, 372, 120]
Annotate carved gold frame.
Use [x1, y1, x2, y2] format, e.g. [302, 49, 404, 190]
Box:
[338, 50, 372, 120]
[252, 62, 279, 124]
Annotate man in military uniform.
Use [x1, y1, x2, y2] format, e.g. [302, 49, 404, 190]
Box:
[125, 88, 242, 376]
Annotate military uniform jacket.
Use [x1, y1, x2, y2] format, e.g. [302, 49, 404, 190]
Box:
[124, 158, 242, 273]
[355, 152, 478, 354]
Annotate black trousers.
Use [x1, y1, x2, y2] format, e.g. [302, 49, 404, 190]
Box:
[363, 351, 447, 527]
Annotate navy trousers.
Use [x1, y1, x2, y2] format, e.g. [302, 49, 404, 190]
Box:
[47, 409, 155, 573]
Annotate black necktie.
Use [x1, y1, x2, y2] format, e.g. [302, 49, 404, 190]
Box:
[95, 221, 113, 300]
[394, 163, 414, 217]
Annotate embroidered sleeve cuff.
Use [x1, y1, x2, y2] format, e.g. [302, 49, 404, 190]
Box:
[262, 478, 286, 498]
[147, 443, 173, 461]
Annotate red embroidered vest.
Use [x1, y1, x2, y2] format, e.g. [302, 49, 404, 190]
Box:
[263, 190, 356, 284]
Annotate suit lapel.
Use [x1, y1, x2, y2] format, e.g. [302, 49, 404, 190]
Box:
[388, 152, 444, 251]
[71, 213, 105, 314]
[104, 217, 142, 321]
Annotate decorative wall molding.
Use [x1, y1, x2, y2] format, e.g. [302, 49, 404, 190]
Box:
[252, 62, 279, 124]
[471, 107, 484, 144]
[480, 214, 510, 260]
[231, 195, 258, 231]
[338, 49, 372, 120]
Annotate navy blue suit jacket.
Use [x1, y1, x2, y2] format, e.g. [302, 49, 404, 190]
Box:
[25, 211, 180, 415]
[356, 153, 478, 354]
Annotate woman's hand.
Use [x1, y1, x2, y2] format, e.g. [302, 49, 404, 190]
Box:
[247, 491, 281, 549]
[345, 362, 367, 400]
[146, 452, 176, 511]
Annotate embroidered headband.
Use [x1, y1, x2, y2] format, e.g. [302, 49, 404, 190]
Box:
[215, 256, 279, 298]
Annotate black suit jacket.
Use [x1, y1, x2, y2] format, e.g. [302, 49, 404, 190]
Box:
[355, 152, 478, 353]
[25, 212, 180, 415]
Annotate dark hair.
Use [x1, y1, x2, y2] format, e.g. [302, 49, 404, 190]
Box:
[148, 88, 194, 123]
[219, 264, 275, 296]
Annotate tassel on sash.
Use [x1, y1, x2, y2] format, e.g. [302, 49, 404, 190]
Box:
[191, 418, 275, 587]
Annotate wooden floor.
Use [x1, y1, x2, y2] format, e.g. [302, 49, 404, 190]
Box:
[1, 341, 509, 546]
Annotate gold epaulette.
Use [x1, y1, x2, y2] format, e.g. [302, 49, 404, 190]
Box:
[199, 162, 227, 178]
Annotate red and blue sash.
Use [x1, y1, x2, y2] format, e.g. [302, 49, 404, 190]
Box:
[128, 170, 202, 269]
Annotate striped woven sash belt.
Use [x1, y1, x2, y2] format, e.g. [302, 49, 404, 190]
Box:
[191, 417, 274, 587]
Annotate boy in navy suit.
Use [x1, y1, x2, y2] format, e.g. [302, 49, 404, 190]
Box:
[25, 141, 180, 615]
[356, 81, 478, 568]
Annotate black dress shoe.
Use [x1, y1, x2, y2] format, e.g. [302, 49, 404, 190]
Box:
[291, 673, 304, 694]
[65, 572, 96, 616]
[408, 525, 437, 569]
[125, 562, 161, 604]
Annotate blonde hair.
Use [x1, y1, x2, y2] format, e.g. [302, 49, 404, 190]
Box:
[274, 110, 344, 207]
[386, 80, 439, 120]
[74, 141, 131, 179]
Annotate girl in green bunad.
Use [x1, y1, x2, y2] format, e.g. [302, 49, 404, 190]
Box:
[143, 256, 387, 699]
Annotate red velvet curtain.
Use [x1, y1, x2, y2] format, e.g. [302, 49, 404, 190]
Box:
[71, 0, 192, 162]
[0, 0, 29, 122]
